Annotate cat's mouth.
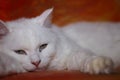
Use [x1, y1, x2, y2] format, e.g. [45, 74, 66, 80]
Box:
[24, 67, 46, 72]
[23, 67, 37, 72]
[25, 68, 36, 72]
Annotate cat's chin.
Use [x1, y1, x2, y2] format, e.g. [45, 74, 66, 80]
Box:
[23, 67, 46, 72]
[22, 67, 36, 72]
[37, 67, 47, 71]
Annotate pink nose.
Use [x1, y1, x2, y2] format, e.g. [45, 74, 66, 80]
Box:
[31, 60, 41, 67]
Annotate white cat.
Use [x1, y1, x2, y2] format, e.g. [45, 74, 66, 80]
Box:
[0, 8, 120, 76]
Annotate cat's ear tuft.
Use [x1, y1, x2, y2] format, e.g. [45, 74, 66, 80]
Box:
[0, 20, 9, 37]
[35, 8, 53, 28]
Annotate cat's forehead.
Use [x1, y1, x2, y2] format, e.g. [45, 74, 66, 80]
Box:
[7, 25, 50, 43]
[2, 20, 56, 50]
[6, 18, 49, 35]
[7, 19, 40, 29]
[0, 17, 56, 48]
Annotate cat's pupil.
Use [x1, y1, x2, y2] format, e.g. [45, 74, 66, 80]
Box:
[39, 44, 48, 52]
[14, 50, 27, 55]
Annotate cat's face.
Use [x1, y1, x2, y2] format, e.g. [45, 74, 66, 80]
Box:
[0, 8, 57, 72]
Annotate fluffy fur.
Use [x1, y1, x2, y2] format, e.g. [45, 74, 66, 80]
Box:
[0, 8, 120, 76]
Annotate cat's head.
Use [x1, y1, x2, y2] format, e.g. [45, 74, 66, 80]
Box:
[0, 8, 57, 72]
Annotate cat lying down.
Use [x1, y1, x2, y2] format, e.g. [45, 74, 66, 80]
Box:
[0, 8, 120, 76]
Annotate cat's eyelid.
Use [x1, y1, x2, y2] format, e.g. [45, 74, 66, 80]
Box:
[39, 43, 48, 52]
[14, 50, 27, 55]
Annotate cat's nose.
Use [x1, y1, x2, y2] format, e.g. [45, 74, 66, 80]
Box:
[31, 60, 41, 67]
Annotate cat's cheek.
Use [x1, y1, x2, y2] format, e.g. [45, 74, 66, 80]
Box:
[38, 58, 51, 69]
[38, 61, 47, 68]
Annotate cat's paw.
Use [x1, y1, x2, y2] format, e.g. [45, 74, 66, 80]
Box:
[82, 56, 113, 74]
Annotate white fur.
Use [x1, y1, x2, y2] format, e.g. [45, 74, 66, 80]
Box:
[0, 8, 120, 76]
[62, 22, 120, 65]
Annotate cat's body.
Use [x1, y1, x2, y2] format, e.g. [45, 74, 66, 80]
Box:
[62, 22, 120, 66]
[0, 8, 120, 76]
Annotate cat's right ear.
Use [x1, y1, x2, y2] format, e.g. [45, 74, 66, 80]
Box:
[0, 20, 9, 37]
[33, 8, 53, 28]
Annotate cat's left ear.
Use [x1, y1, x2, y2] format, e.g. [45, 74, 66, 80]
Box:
[34, 8, 53, 28]
[0, 20, 9, 37]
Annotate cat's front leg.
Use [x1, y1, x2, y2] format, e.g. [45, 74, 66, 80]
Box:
[81, 56, 113, 74]
[66, 51, 113, 74]
[0, 65, 26, 77]
[0, 57, 27, 76]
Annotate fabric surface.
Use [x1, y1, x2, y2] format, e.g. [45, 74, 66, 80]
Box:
[1, 71, 120, 80]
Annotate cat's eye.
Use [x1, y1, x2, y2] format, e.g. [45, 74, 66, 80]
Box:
[39, 43, 48, 52]
[14, 50, 27, 55]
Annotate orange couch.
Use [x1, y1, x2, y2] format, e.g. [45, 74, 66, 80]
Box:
[1, 71, 120, 80]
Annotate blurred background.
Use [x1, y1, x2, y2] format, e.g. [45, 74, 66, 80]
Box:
[0, 0, 120, 26]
